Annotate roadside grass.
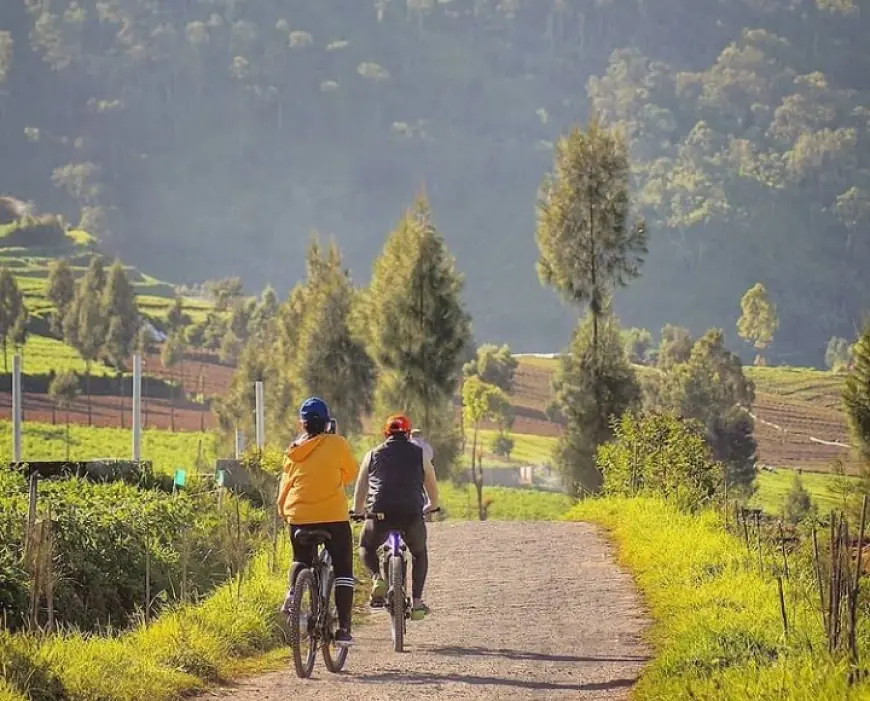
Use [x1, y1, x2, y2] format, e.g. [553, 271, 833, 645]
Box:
[0, 420, 216, 474]
[0, 547, 292, 701]
[438, 481, 573, 520]
[568, 497, 867, 700]
[751, 468, 857, 516]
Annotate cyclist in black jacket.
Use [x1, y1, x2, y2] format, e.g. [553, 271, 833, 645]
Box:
[352, 414, 439, 619]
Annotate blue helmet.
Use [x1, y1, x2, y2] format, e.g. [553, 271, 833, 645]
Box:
[299, 396, 329, 423]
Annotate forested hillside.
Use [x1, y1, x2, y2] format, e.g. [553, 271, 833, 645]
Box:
[1, 0, 868, 364]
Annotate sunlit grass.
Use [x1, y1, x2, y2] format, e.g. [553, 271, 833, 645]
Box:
[751, 468, 858, 516]
[568, 497, 867, 700]
[438, 481, 573, 520]
[0, 420, 217, 474]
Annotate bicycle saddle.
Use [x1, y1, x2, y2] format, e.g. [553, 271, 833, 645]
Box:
[294, 528, 332, 546]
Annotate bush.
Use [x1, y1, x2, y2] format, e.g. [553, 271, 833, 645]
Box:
[490, 431, 514, 459]
[597, 411, 722, 510]
[781, 474, 816, 524]
[0, 216, 68, 248]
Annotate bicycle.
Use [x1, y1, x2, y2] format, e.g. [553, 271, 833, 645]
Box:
[352, 507, 441, 653]
[284, 528, 349, 678]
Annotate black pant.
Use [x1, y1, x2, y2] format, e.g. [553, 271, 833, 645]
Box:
[289, 521, 354, 630]
[359, 514, 428, 599]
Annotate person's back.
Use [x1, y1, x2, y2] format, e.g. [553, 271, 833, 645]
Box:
[366, 434, 425, 516]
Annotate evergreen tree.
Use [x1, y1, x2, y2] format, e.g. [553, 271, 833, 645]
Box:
[63, 256, 108, 426]
[535, 119, 647, 360]
[48, 370, 80, 460]
[45, 258, 75, 336]
[463, 343, 518, 393]
[552, 307, 641, 494]
[166, 294, 192, 334]
[102, 260, 139, 370]
[367, 194, 471, 441]
[0, 267, 26, 372]
[782, 473, 815, 525]
[844, 323, 870, 467]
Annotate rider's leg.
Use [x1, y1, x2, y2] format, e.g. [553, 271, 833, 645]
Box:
[402, 516, 429, 609]
[324, 521, 355, 642]
[358, 519, 388, 604]
[283, 525, 315, 612]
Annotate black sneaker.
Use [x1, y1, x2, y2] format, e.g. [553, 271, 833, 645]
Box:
[335, 628, 354, 647]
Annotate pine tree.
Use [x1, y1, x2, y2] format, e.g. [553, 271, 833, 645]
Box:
[63, 256, 108, 425]
[844, 323, 870, 467]
[0, 267, 26, 372]
[49, 370, 80, 460]
[45, 258, 75, 336]
[102, 260, 139, 370]
[552, 307, 641, 494]
[367, 194, 471, 441]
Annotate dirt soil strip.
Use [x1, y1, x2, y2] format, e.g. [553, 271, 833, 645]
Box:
[204, 521, 650, 701]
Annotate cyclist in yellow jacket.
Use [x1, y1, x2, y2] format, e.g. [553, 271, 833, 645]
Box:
[277, 397, 358, 646]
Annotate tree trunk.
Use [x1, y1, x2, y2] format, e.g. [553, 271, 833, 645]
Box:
[51, 402, 56, 426]
[170, 367, 176, 432]
[65, 408, 70, 461]
[118, 371, 125, 429]
[3, 339, 7, 373]
[86, 364, 92, 427]
[471, 424, 486, 521]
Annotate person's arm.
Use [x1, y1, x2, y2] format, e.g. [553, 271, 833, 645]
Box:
[276, 455, 294, 518]
[352, 451, 371, 514]
[422, 456, 439, 510]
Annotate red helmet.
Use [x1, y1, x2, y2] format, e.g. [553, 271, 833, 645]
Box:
[383, 414, 412, 437]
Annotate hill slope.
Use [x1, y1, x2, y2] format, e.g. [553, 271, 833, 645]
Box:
[1, 1, 869, 363]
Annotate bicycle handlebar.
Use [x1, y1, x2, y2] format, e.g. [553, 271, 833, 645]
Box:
[349, 506, 441, 523]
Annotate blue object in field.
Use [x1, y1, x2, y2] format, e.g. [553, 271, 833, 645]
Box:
[173, 468, 187, 487]
[299, 396, 330, 421]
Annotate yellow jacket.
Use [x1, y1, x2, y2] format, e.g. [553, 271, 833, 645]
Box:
[277, 434, 359, 525]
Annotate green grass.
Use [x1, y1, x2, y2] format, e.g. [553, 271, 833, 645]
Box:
[0, 546, 293, 701]
[0, 420, 216, 474]
[475, 429, 558, 465]
[13, 335, 116, 376]
[568, 497, 866, 700]
[747, 366, 846, 409]
[751, 469, 858, 516]
[438, 481, 574, 520]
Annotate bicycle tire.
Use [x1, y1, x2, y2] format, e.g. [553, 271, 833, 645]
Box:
[288, 568, 318, 678]
[321, 571, 349, 673]
[389, 554, 405, 653]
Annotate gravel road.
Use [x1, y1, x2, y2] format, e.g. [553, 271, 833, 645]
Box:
[204, 520, 649, 700]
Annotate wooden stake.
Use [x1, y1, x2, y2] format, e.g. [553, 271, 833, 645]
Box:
[777, 575, 789, 637]
[779, 522, 790, 579]
[849, 496, 868, 666]
[812, 525, 828, 635]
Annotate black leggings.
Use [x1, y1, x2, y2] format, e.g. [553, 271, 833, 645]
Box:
[289, 520, 354, 630]
[359, 514, 428, 599]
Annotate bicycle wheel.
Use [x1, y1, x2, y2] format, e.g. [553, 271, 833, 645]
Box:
[288, 568, 318, 678]
[388, 555, 405, 653]
[321, 572, 349, 673]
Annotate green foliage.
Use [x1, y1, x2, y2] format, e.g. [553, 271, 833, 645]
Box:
[781, 473, 815, 525]
[44, 259, 75, 336]
[598, 412, 722, 510]
[654, 329, 758, 493]
[536, 119, 646, 322]
[166, 295, 192, 334]
[0, 267, 26, 372]
[656, 324, 694, 370]
[463, 343, 518, 393]
[843, 323, 870, 466]
[204, 277, 244, 311]
[552, 308, 641, 494]
[737, 283, 779, 360]
[623, 327, 654, 364]
[102, 260, 139, 369]
[568, 497, 867, 700]
[366, 194, 471, 440]
[462, 376, 512, 430]
[490, 431, 514, 459]
[825, 336, 854, 372]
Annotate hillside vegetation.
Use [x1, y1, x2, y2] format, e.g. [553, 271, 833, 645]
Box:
[1, 1, 869, 362]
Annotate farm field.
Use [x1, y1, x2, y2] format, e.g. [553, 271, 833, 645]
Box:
[751, 469, 858, 516]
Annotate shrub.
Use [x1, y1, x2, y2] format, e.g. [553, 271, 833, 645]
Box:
[597, 411, 722, 510]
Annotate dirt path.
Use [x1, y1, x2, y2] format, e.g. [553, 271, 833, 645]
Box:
[205, 521, 649, 700]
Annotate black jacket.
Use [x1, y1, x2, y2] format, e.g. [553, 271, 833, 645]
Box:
[366, 434, 425, 516]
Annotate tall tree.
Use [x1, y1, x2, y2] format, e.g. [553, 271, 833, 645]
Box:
[48, 370, 80, 461]
[552, 307, 641, 494]
[45, 259, 75, 337]
[102, 260, 139, 370]
[535, 119, 647, 359]
[166, 295, 192, 335]
[462, 376, 512, 520]
[161, 331, 185, 432]
[63, 256, 108, 425]
[737, 283, 779, 364]
[843, 323, 870, 467]
[367, 194, 471, 445]
[0, 267, 26, 372]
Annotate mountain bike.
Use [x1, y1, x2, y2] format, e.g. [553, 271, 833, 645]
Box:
[353, 507, 441, 653]
[284, 528, 349, 678]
